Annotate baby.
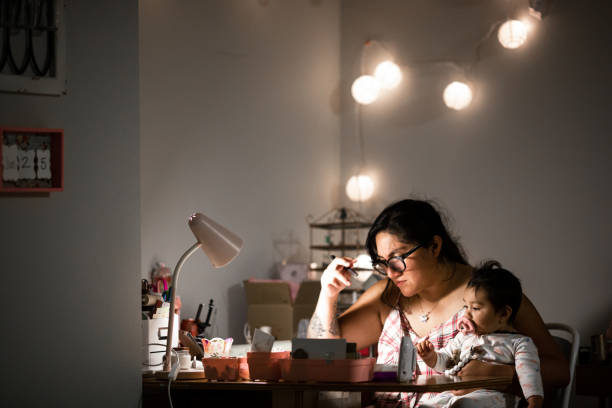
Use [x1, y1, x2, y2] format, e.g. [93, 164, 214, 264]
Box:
[416, 260, 543, 408]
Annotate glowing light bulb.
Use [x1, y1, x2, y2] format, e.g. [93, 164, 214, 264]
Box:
[498, 20, 528, 49]
[374, 61, 402, 89]
[355, 253, 373, 270]
[345, 174, 375, 202]
[351, 75, 380, 105]
[443, 81, 473, 111]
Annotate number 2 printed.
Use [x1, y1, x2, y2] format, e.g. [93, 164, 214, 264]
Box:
[17, 150, 36, 179]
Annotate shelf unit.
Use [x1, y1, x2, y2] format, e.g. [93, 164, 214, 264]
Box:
[307, 208, 378, 315]
[307, 208, 371, 274]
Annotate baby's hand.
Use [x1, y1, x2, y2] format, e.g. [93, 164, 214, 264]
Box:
[526, 395, 543, 408]
[416, 338, 437, 367]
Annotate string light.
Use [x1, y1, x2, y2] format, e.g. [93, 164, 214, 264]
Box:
[348, 3, 542, 109]
[346, 174, 375, 202]
[351, 40, 403, 105]
[343, 6, 544, 203]
[351, 75, 381, 105]
[443, 81, 473, 110]
[498, 19, 529, 49]
[374, 61, 402, 89]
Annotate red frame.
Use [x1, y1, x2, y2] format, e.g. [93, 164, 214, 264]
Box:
[0, 127, 64, 192]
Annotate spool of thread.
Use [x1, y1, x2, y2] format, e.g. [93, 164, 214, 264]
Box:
[592, 334, 608, 362]
[142, 293, 163, 306]
[181, 318, 199, 337]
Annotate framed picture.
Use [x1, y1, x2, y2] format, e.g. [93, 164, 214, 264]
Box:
[0, 0, 67, 96]
[0, 127, 63, 192]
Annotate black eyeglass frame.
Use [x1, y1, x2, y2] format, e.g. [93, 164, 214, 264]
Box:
[372, 244, 423, 276]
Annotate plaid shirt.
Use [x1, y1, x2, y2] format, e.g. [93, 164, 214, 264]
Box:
[375, 304, 465, 407]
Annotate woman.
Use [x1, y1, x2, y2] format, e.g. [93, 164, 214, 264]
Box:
[307, 199, 568, 407]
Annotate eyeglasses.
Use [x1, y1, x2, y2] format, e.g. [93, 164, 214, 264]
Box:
[372, 244, 423, 276]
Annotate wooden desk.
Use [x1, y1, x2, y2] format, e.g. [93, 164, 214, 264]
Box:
[142, 375, 513, 408]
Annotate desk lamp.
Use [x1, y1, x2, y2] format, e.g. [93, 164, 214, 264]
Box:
[163, 212, 243, 373]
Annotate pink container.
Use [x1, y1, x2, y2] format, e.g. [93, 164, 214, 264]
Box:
[202, 358, 241, 380]
[247, 351, 291, 381]
[279, 358, 375, 382]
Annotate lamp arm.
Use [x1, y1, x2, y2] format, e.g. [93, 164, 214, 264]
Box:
[163, 241, 202, 372]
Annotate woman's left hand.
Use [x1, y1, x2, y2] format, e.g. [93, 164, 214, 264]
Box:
[452, 360, 514, 395]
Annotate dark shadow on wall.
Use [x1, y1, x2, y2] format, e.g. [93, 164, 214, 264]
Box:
[228, 282, 248, 343]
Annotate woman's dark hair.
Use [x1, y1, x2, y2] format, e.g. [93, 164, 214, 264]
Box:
[366, 199, 469, 307]
[467, 260, 523, 322]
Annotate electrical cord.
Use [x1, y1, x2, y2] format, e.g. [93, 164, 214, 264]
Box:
[146, 343, 178, 408]
[142, 342, 173, 367]
[142, 361, 163, 367]
[167, 380, 174, 408]
[349, 6, 530, 202]
[359, 0, 529, 86]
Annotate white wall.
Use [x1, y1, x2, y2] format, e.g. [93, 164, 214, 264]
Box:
[140, 0, 341, 340]
[0, 1, 141, 407]
[140, 0, 611, 351]
[340, 0, 612, 347]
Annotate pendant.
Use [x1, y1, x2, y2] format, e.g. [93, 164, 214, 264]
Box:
[419, 313, 430, 322]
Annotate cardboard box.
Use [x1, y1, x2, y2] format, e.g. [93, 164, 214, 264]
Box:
[243, 280, 320, 340]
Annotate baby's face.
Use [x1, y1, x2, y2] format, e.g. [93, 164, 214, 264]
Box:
[463, 287, 509, 335]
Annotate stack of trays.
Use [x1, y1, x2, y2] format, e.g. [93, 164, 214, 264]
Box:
[247, 351, 291, 381]
[279, 357, 375, 382]
[202, 357, 246, 381]
[202, 354, 375, 382]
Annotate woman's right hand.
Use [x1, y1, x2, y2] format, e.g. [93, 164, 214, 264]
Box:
[320, 256, 355, 298]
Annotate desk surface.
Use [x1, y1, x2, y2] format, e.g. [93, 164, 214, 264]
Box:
[143, 374, 512, 393]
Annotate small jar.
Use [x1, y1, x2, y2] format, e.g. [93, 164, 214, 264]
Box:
[176, 348, 191, 370]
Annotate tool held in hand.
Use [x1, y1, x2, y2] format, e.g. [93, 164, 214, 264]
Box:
[329, 255, 359, 277]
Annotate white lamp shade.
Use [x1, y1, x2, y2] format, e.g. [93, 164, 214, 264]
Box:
[374, 61, 402, 89]
[498, 20, 528, 49]
[346, 174, 375, 202]
[188, 213, 243, 268]
[351, 75, 381, 105]
[443, 81, 473, 110]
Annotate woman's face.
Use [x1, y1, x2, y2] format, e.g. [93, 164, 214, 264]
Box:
[374, 231, 439, 297]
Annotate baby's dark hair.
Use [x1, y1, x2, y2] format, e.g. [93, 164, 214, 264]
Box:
[467, 260, 523, 322]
